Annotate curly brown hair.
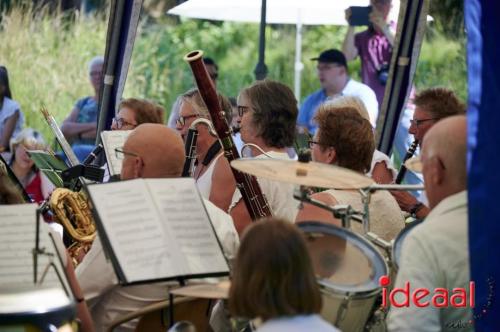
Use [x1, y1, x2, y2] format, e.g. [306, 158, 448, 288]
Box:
[414, 87, 466, 119]
[229, 219, 322, 320]
[118, 98, 165, 125]
[240, 80, 297, 148]
[314, 105, 374, 173]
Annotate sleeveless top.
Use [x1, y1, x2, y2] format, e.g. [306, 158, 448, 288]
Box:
[367, 149, 397, 180]
[229, 151, 300, 223]
[196, 152, 223, 199]
[323, 189, 405, 242]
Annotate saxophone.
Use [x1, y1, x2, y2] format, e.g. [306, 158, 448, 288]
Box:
[50, 188, 97, 267]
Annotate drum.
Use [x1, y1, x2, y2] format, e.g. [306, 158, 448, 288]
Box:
[391, 219, 424, 272]
[298, 221, 388, 332]
[0, 287, 75, 332]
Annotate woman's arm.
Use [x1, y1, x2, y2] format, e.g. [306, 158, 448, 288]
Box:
[0, 111, 19, 150]
[295, 191, 341, 226]
[209, 157, 237, 212]
[371, 161, 395, 184]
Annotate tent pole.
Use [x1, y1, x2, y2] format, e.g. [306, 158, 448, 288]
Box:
[254, 0, 268, 80]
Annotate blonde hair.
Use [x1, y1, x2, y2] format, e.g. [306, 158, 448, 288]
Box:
[325, 96, 371, 124]
[10, 128, 46, 153]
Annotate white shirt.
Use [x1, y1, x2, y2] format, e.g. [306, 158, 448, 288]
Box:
[387, 191, 473, 332]
[76, 198, 239, 332]
[341, 79, 379, 127]
[229, 151, 300, 223]
[368, 149, 397, 180]
[255, 315, 340, 332]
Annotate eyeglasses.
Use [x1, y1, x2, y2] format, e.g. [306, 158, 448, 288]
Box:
[115, 147, 139, 160]
[316, 64, 342, 72]
[176, 114, 198, 127]
[308, 139, 325, 148]
[410, 118, 439, 127]
[237, 106, 251, 117]
[112, 117, 137, 130]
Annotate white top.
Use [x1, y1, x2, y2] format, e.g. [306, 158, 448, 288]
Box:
[387, 191, 473, 332]
[0, 97, 24, 139]
[256, 315, 340, 332]
[229, 151, 300, 222]
[368, 149, 397, 180]
[341, 79, 379, 127]
[323, 188, 405, 242]
[196, 152, 223, 199]
[76, 198, 239, 332]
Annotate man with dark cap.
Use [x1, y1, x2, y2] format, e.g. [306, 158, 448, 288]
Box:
[297, 49, 378, 134]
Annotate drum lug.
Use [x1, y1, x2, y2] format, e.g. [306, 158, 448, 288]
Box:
[335, 293, 352, 326]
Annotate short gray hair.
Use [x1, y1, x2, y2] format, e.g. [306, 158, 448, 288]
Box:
[88, 56, 104, 74]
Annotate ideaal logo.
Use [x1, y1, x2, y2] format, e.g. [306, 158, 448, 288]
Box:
[379, 275, 475, 308]
[379, 275, 495, 329]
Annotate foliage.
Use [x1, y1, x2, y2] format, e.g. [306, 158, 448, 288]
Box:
[0, 7, 467, 143]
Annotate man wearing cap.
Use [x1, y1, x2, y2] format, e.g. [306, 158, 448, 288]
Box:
[298, 49, 378, 134]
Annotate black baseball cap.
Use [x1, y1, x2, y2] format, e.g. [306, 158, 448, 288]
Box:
[311, 49, 347, 68]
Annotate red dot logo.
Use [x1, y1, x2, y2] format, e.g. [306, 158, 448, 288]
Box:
[379, 275, 390, 287]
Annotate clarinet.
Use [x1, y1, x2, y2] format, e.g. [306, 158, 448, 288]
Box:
[184, 50, 272, 221]
[395, 140, 419, 184]
[82, 144, 104, 166]
[182, 118, 216, 177]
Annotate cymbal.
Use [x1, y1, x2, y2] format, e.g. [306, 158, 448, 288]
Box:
[404, 156, 422, 173]
[231, 158, 374, 189]
[169, 280, 230, 299]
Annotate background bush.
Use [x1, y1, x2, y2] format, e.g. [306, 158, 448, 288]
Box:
[0, 7, 466, 143]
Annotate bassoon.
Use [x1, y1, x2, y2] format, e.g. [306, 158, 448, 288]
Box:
[184, 50, 272, 221]
[395, 140, 419, 184]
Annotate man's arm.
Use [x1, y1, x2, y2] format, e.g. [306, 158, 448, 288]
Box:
[61, 106, 96, 139]
[342, 9, 359, 61]
[390, 190, 430, 219]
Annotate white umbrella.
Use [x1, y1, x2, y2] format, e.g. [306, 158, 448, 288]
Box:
[168, 0, 401, 101]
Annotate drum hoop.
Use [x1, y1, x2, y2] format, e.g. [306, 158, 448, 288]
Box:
[298, 221, 388, 293]
[391, 219, 424, 269]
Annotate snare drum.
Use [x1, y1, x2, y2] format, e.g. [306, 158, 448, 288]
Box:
[0, 287, 75, 332]
[391, 219, 424, 272]
[298, 221, 388, 332]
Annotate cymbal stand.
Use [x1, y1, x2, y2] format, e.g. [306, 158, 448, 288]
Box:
[358, 184, 425, 254]
[294, 186, 363, 228]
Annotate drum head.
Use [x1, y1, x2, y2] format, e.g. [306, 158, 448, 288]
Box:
[298, 221, 387, 294]
[392, 219, 424, 269]
[0, 287, 75, 328]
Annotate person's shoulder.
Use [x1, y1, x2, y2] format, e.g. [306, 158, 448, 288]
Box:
[258, 315, 339, 332]
[303, 89, 324, 101]
[2, 97, 20, 111]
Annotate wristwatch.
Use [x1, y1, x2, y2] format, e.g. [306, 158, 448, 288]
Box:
[410, 202, 424, 216]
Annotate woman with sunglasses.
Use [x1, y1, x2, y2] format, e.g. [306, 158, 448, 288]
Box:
[175, 88, 236, 212]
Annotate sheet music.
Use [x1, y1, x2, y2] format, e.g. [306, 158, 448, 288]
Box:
[87, 180, 181, 283]
[101, 130, 131, 176]
[87, 178, 228, 284]
[0, 204, 66, 289]
[146, 178, 229, 275]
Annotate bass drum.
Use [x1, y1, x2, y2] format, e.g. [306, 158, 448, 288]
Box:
[0, 287, 76, 332]
[298, 221, 388, 332]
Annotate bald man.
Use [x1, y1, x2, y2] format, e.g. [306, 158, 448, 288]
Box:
[76, 124, 238, 332]
[387, 116, 472, 331]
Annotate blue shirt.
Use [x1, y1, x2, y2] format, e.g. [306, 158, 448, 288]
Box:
[298, 89, 327, 134]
